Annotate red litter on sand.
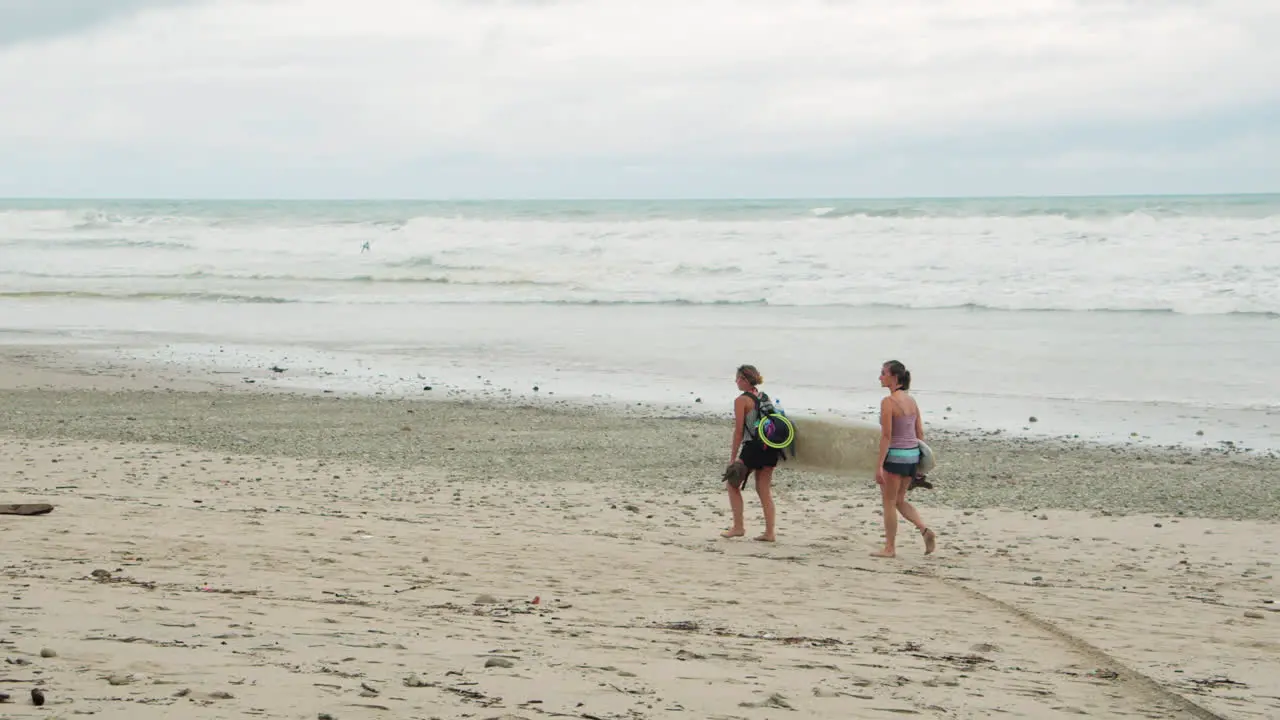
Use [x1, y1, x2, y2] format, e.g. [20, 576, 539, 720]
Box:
[532, 596, 540, 605]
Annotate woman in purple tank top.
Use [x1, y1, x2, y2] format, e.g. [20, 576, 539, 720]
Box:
[872, 360, 937, 558]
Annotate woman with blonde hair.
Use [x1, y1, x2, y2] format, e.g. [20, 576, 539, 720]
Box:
[720, 364, 779, 542]
[872, 360, 936, 558]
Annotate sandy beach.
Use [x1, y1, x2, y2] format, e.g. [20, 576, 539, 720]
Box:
[1, 348, 1277, 720]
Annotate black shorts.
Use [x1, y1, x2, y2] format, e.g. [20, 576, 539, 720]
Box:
[740, 440, 780, 470]
[882, 459, 918, 477]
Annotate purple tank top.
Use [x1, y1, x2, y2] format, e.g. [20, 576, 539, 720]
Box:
[890, 414, 917, 449]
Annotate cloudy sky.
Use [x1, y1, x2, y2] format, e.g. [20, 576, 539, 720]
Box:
[1, 0, 1277, 198]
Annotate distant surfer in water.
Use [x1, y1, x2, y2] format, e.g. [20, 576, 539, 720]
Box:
[721, 364, 779, 542]
[872, 360, 936, 557]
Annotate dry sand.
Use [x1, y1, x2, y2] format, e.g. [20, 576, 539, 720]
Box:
[1, 348, 1277, 720]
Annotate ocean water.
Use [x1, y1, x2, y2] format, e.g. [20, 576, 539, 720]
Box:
[1, 196, 1278, 450]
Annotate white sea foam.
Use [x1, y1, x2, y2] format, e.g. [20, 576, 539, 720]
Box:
[2, 198, 1278, 449]
[1, 198, 1276, 314]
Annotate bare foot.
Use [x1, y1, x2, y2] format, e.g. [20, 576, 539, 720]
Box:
[753, 534, 775, 543]
[720, 528, 745, 539]
[870, 548, 895, 558]
[922, 528, 937, 555]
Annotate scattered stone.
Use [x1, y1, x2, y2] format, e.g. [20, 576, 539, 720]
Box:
[423, 386, 432, 391]
[30, 689, 44, 706]
[40, 648, 56, 658]
[319, 714, 336, 720]
[360, 682, 380, 696]
[1244, 611, 1265, 620]
[623, 504, 640, 513]
[485, 657, 516, 669]
[0, 503, 54, 516]
[1196, 430, 1205, 436]
[106, 674, 134, 686]
[474, 594, 500, 605]
[970, 643, 1001, 653]
[740, 693, 794, 710]
[0, 692, 8, 703]
[5, 657, 30, 666]
[1154, 523, 1163, 528]
[403, 674, 429, 688]
[1029, 416, 1038, 423]
[812, 687, 841, 698]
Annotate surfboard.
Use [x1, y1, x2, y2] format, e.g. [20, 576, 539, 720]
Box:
[784, 415, 939, 477]
[785, 415, 883, 476]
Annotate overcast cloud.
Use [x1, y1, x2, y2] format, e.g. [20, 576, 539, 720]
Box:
[1, 0, 1277, 198]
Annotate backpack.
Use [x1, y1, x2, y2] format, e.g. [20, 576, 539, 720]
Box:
[744, 391, 797, 459]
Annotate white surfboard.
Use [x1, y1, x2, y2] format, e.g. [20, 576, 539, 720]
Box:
[785, 415, 883, 476]
[783, 415, 939, 477]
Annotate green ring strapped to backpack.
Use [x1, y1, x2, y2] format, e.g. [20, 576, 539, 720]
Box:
[757, 413, 795, 449]
[745, 391, 797, 456]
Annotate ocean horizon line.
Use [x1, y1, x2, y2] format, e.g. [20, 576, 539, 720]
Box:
[3, 191, 1278, 204]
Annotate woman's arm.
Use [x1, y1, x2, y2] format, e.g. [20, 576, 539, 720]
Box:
[914, 409, 924, 442]
[877, 396, 893, 482]
[730, 395, 748, 463]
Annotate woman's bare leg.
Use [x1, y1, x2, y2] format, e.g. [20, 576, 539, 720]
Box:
[722, 481, 746, 537]
[895, 479, 926, 531]
[754, 467, 776, 541]
[872, 473, 903, 557]
[895, 476, 936, 554]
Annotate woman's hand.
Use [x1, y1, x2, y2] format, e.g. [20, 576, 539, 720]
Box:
[875, 468, 885, 486]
